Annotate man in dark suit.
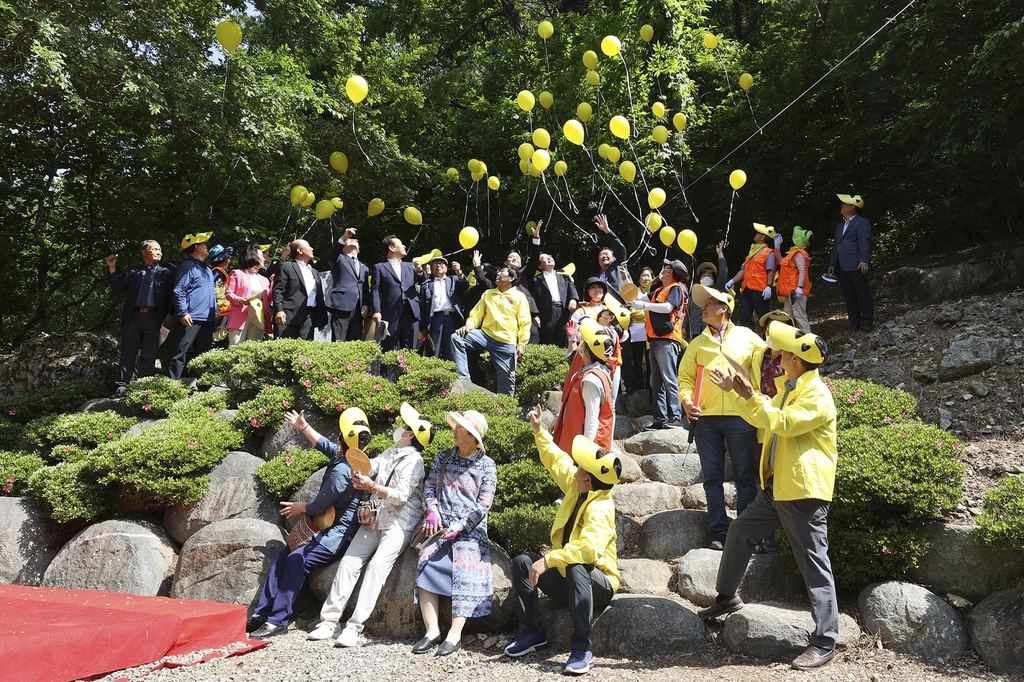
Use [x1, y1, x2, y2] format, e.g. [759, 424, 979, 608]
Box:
[418, 256, 469, 361]
[828, 193, 874, 331]
[370, 235, 425, 351]
[272, 239, 328, 340]
[593, 214, 629, 298]
[326, 228, 369, 342]
[524, 220, 579, 346]
[106, 240, 175, 396]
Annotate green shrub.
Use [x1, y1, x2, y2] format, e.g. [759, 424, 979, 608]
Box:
[515, 344, 569, 408]
[256, 446, 329, 499]
[27, 460, 111, 523]
[827, 524, 930, 593]
[304, 368, 401, 423]
[122, 376, 191, 418]
[49, 444, 94, 463]
[0, 378, 108, 424]
[0, 450, 46, 496]
[167, 391, 229, 420]
[23, 411, 136, 452]
[490, 504, 557, 555]
[233, 386, 296, 437]
[0, 417, 23, 450]
[191, 338, 312, 399]
[973, 475, 1024, 552]
[828, 378, 918, 430]
[494, 459, 561, 510]
[419, 392, 535, 466]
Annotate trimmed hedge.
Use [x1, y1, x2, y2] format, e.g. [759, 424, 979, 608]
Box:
[973, 474, 1024, 552]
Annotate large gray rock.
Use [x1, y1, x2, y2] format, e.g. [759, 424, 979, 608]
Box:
[642, 453, 704, 486]
[613, 417, 636, 440]
[125, 418, 162, 436]
[618, 558, 673, 595]
[164, 451, 279, 544]
[938, 337, 1011, 381]
[541, 390, 563, 415]
[879, 248, 1024, 303]
[613, 482, 680, 518]
[262, 410, 339, 459]
[80, 397, 121, 413]
[858, 581, 968, 660]
[621, 390, 652, 417]
[721, 601, 861, 658]
[845, 359, 908, 388]
[681, 482, 737, 510]
[617, 455, 644, 483]
[908, 522, 1024, 603]
[969, 580, 1024, 674]
[0, 497, 73, 585]
[42, 520, 177, 596]
[171, 518, 285, 612]
[615, 513, 640, 555]
[676, 548, 803, 607]
[639, 509, 710, 560]
[623, 429, 691, 455]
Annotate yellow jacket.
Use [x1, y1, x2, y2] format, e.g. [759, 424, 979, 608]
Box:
[678, 322, 766, 417]
[465, 286, 532, 346]
[734, 369, 838, 502]
[534, 428, 620, 591]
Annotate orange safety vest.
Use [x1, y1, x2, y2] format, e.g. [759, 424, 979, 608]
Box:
[741, 245, 773, 292]
[777, 247, 812, 296]
[644, 282, 686, 344]
[553, 364, 613, 453]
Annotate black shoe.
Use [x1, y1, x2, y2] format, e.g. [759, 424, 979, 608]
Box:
[412, 634, 443, 654]
[643, 422, 667, 432]
[697, 594, 744, 619]
[111, 385, 127, 399]
[665, 420, 687, 429]
[708, 539, 724, 551]
[435, 641, 461, 657]
[250, 621, 287, 638]
[860, 324, 873, 332]
[245, 616, 267, 633]
[755, 539, 780, 554]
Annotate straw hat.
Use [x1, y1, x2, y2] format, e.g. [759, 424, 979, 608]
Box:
[445, 410, 488, 447]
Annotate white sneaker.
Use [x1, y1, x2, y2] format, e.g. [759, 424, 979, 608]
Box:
[307, 621, 338, 641]
[335, 626, 360, 648]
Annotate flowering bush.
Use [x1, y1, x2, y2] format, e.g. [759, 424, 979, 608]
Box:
[167, 391, 228, 420]
[190, 339, 312, 401]
[122, 376, 191, 418]
[233, 386, 296, 437]
[23, 411, 136, 453]
[973, 474, 1024, 552]
[305, 370, 401, 424]
[828, 377, 918, 430]
[494, 459, 561, 510]
[0, 378, 107, 424]
[0, 450, 45, 496]
[255, 446, 329, 499]
[27, 460, 111, 523]
[513, 344, 570, 408]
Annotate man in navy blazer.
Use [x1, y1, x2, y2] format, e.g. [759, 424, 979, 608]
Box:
[524, 220, 580, 346]
[326, 228, 369, 342]
[272, 239, 329, 340]
[370, 235, 425, 352]
[828, 193, 874, 331]
[106, 240, 175, 396]
[418, 256, 469, 361]
[593, 214, 629, 299]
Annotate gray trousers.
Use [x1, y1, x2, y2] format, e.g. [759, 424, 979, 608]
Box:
[715, 480, 839, 649]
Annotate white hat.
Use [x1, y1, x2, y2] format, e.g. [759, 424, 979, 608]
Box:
[445, 410, 488, 447]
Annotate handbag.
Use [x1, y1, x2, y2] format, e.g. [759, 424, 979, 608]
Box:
[356, 457, 402, 529]
[285, 506, 335, 552]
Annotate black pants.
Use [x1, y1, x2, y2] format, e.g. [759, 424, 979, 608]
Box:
[621, 340, 649, 392]
[117, 310, 163, 385]
[538, 304, 569, 346]
[379, 308, 418, 351]
[328, 307, 364, 342]
[836, 267, 873, 330]
[737, 288, 769, 330]
[512, 553, 614, 651]
[168, 320, 214, 380]
[276, 306, 315, 340]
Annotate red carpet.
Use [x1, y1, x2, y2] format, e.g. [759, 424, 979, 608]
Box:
[0, 585, 249, 682]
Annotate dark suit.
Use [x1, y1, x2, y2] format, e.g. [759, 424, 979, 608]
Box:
[595, 229, 629, 297]
[829, 214, 873, 330]
[370, 260, 425, 351]
[272, 260, 328, 340]
[418, 274, 469, 360]
[327, 239, 369, 342]
[108, 263, 174, 386]
[525, 240, 579, 346]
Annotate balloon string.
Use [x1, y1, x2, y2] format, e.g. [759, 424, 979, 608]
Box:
[462, 183, 471, 229]
[540, 173, 590, 240]
[351, 108, 373, 166]
[715, 51, 732, 91]
[542, 39, 552, 89]
[219, 61, 230, 121]
[724, 190, 737, 247]
[618, 53, 638, 138]
[745, 91, 762, 130]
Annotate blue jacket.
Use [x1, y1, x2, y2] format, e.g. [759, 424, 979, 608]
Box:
[308, 437, 360, 554]
[172, 257, 217, 321]
[829, 214, 872, 272]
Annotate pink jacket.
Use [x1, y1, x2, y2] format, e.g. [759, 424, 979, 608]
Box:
[225, 269, 271, 330]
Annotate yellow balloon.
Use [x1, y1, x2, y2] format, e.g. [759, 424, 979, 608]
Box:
[367, 197, 384, 216]
[648, 187, 666, 209]
[519, 158, 530, 175]
[640, 24, 654, 42]
[598, 143, 610, 159]
[582, 50, 598, 69]
[459, 226, 479, 250]
[563, 119, 585, 146]
[531, 149, 551, 172]
[739, 73, 754, 91]
[532, 128, 551, 149]
[729, 169, 747, 190]
[607, 146, 621, 163]
[518, 143, 535, 160]
[517, 90, 536, 112]
[609, 115, 630, 140]
[325, 185, 340, 198]
[652, 125, 669, 145]
[315, 199, 336, 220]
[659, 226, 676, 247]
[645, 213, 663, 232]
[471, 171, 484, 182]
[601, 36, 621, 57]
[673, 112, 687, 131]
[330, 151, 349, 173]
[678, 228, 698, 255]
[586, 70, 601, 86]
[468, 158, 481, 173]
[528, 162, 541, 177]
[619, 160, 636, 183]
[404, 206, 422, 225]
[554, 160, 568, 177]
[301, 191, 315, 207]
[215, 20, 242, 52]
[477, 161, 488, 174]
[703, 33, 718, 50]
[290, 185, 308, 206]
[652, 102, 666, 118]
[331, 197, 344, 208]
[346, 75, 368, 104]
[538, 20, 554, 39]
[488, 176, 500, 191]
[577, 102, 593, 123]
[539, 91, 553, 109]
[446, 167, 460, 181]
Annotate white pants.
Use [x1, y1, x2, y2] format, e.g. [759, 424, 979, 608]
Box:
[783, 294, 811, 334]
[319, 522, 412, 630]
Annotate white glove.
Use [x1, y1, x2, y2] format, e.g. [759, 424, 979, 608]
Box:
[724, 279, 734, 291]
[794, 287, 804, 299]
[761, 286, 772, 300]
[631, 300, 646, 310]
[774, 234, 783, 247]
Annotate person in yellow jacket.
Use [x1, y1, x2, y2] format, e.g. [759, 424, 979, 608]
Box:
[697, 322, 839, 672]
[505, 405, 621, 676]
[679, 285, 766, 549]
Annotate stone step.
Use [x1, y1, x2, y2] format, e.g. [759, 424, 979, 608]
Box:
[675, 547, 804, 607]
[721, 601, 861, 658]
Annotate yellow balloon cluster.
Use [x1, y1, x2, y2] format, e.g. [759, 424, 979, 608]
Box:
[215, 20, 242, 52]
[290, 185, 308, 206]
[346, 75, 368, 104]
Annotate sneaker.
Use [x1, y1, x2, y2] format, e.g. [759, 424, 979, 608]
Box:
[504, 626, 548, 657]
[643, 422, 666, 432]
[307, 621, 337, 641]
[665, 420, 688, 429]
[708, 538, 725, 551]
[564, 649, 593, 675]
[335, 625, 360, 648]
[697, 594, 744, 619]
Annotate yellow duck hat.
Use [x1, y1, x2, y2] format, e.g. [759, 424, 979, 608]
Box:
[768, 322, 827, 364]
[572, 434, 621, 485]
[753, 223, 777, 239]
[836, 193, 864, 208]
[339, 407, 371, 450]
[578, 317, 615, 362]
[690, 284, 735, 312]
[400, 402, 434, 448]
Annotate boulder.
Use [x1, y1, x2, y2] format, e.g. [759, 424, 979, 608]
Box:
[170, 518, 285, 612]
[623, 430, 691, 455]
[676, 548, 803, 607]
[262, 410, 339, 459]
[0, 331, 117, 396]
[0, 497, 74, 585]
[615, 514, 640, 555]
[42, 519, 177, 596]
[541, 390, 563, 415]
[613, 416, 636, 440]
[639, 509, 710, 561]
[721, 601, 861, 658]
[214, 408, 237, 423]
[617, 558, 673, 595]
[80, 397, 121, 413]
[616, 455, 644, 484]
[846, 359, 908, 388]
[125, 419, 161, 436]
[613, 482, 680, 518]
[681, 482, 737, 510]
[969, 580, 1024, 674]
[858, 581, 968, 660]
[938, 337, 1011, 381]
[621, 390, 652, 417]
[164, 451, 279, 544]
[642, 453, 703, 486]
[908, 522, 1024, 603]
[633, 415, 655, 431]
[879, 249, 1024, 303]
